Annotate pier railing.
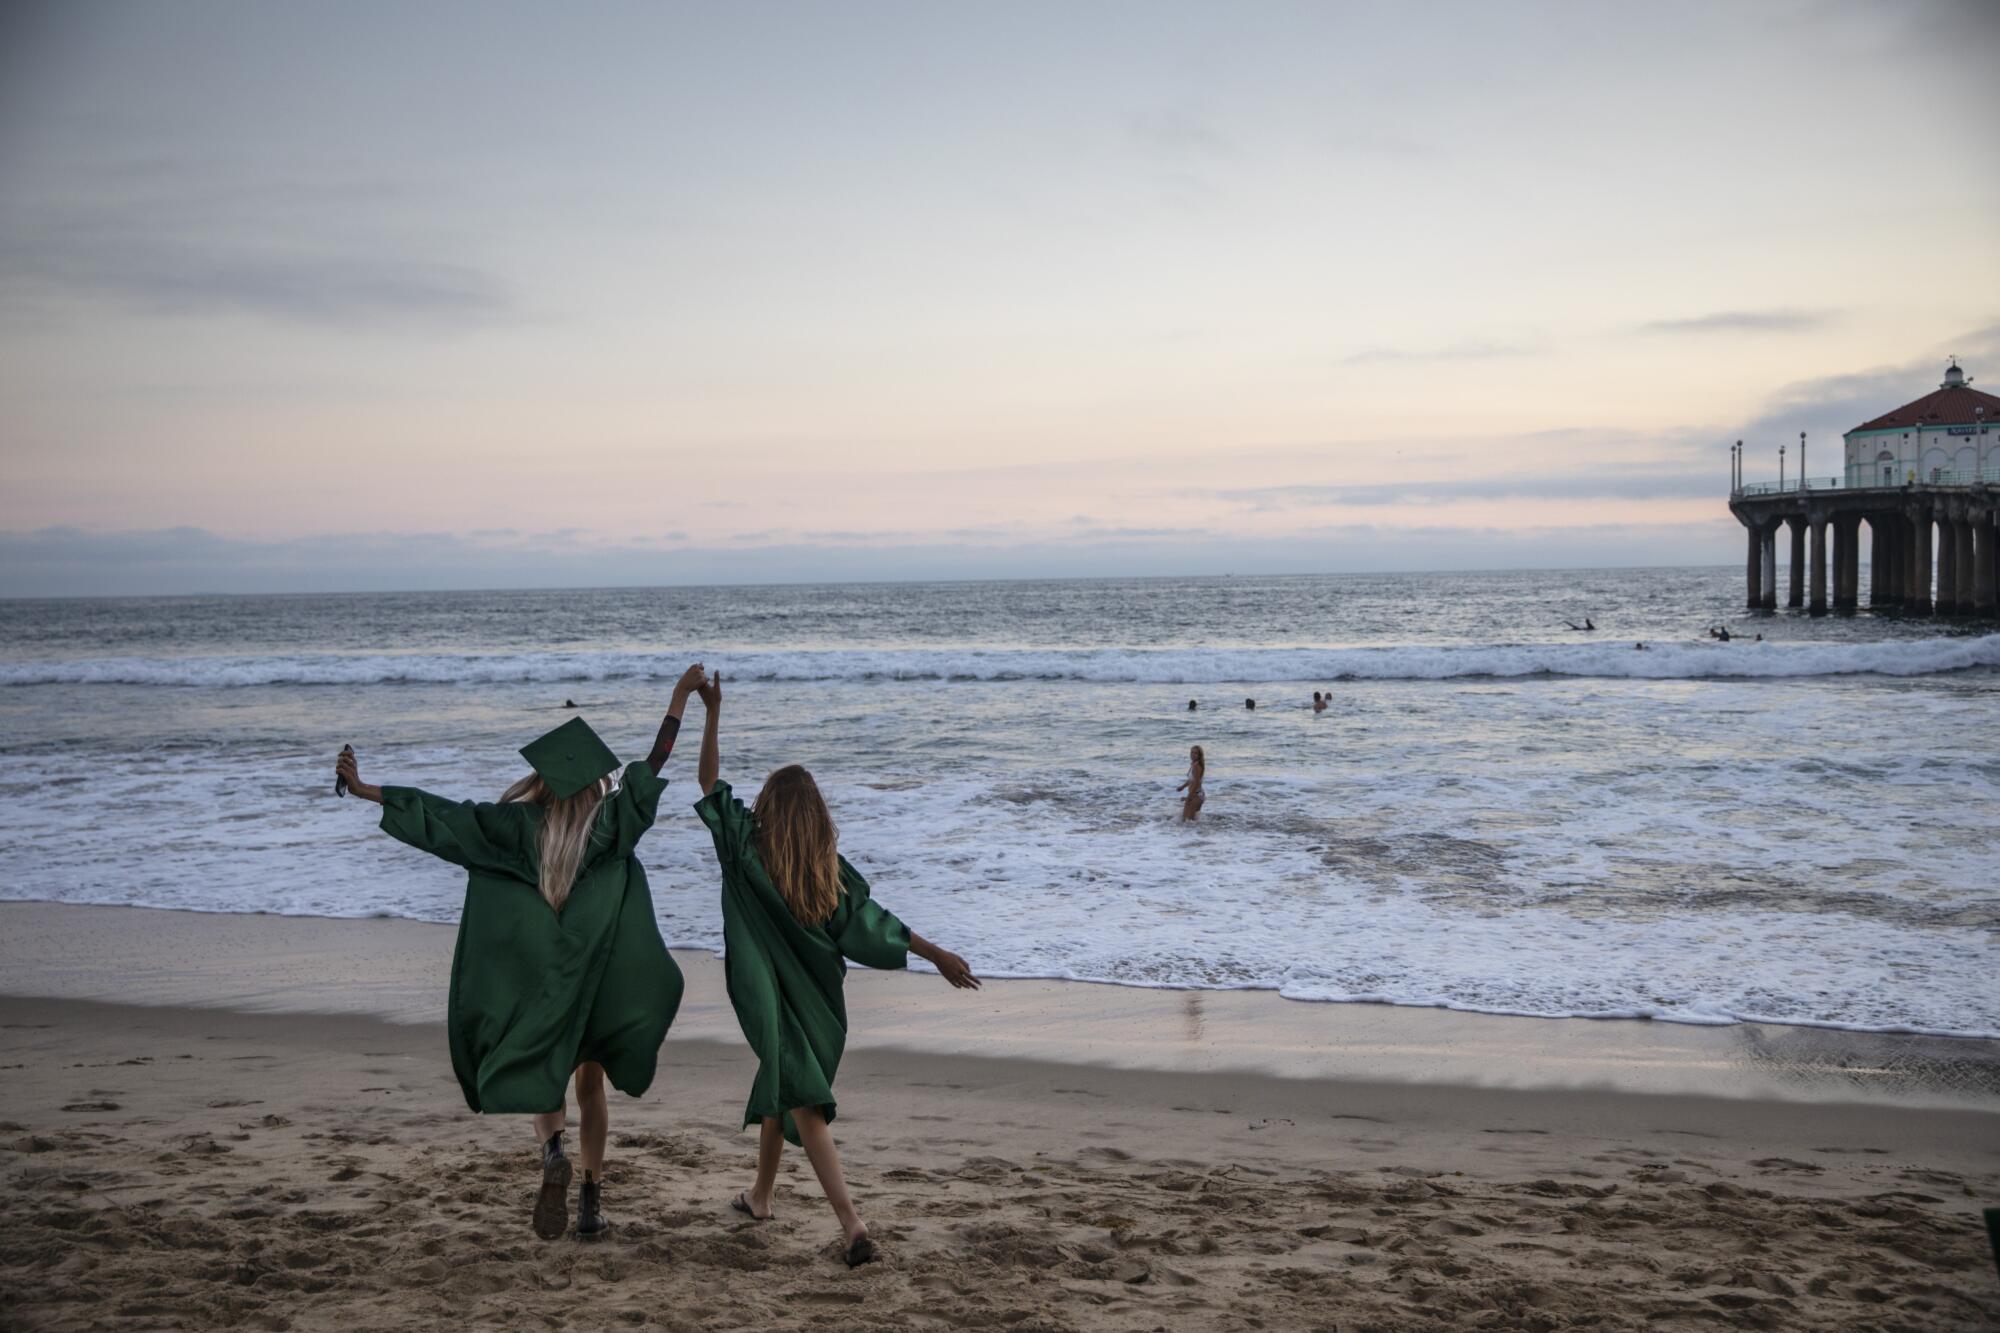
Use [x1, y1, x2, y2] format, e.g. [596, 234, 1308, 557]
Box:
[1736, 476, 1841, 497]
[1734, 467, 2000, 498]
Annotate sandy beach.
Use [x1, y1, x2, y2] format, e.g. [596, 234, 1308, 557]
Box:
[4, 904, 1999, 1331]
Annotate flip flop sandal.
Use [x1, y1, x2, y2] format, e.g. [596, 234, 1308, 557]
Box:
[844, 1233, 877, 1268]
[730, 1191, 773, 1221]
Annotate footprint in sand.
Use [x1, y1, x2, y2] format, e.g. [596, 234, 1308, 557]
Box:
[1750, 1157, 1824, 1173]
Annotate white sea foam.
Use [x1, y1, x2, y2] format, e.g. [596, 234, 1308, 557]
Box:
[6, 634, 1999, 688]
[4, 670, 1996, 1039]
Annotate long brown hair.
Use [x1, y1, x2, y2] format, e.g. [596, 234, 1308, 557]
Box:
[499, 771, 613, 913]
[752, 764, 842, 927]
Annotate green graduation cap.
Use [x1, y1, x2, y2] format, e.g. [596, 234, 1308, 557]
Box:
[520, 716, 620, 799]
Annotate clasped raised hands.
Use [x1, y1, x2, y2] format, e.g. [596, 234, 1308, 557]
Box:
[672, 662, 707, 703]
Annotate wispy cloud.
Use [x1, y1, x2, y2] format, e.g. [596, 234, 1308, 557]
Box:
[0, 162, 514, 329]
[1637, 308, 1836, 336]
[1128, 104, 1232, 157]
[1217, 467, 1722, 511]
[1320, 128, 1436, 158]
[1730, 320, 2000, 445]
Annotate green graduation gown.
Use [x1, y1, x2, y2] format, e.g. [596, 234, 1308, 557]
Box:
[379, 761, 684, 1115]
[694, 780, 910, 1145]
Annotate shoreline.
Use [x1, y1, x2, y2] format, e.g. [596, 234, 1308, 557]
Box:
[18, 897, 2000, 1043]
[6, 901, 1997, 1109]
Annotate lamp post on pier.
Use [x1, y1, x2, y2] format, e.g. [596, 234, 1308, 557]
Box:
[1780, 441, 1787, 492]
[1800, 431, 1806, 489]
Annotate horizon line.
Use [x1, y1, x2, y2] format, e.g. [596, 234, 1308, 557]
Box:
[0, 562, 1742, 604]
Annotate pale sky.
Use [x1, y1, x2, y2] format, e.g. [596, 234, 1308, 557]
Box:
[3, 0, 1997, 594]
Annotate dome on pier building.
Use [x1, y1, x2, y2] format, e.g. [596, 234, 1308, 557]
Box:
[1850, 359, 1999, 432]
[1842, 359, 1999, 487]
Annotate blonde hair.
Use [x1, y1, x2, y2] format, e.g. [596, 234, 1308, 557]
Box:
[1189, 745, 1204, 767]
[752, 765, 842, 927]
[500, 771, 614, 912]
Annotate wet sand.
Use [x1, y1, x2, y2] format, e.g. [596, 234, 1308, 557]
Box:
[3, 904, 1998, 1330]
[9, 903, 1999, 1105]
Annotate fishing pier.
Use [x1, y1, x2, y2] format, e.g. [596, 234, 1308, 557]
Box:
[1728, 360, 1999, 615]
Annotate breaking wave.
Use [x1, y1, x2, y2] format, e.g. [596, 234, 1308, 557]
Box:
[5, 635, 1998, 687]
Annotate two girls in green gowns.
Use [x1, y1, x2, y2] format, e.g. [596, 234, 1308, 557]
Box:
[335, 663, 707, 1242]
[688, 671, 980, 1267]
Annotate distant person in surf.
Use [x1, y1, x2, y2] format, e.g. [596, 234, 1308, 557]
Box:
[1311, 691, 1326, 715]
[332, 662, 705, 1243]
[1188, 699, 1198, 711]
[1244, 697, 1256, 710]
[1177, 744, 1206, 822]
[1563, 617, 1595, 632]
[689, 670, 978, 1269]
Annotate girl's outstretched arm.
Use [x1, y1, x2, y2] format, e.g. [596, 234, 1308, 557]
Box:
[908, 931, 980, 989]
[696, 670, 722, 793]
[648, 663, 707, 776]
[335, 747, 384, 805]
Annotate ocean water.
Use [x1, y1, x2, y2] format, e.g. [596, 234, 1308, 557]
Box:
[2, 569, 1996, 1037]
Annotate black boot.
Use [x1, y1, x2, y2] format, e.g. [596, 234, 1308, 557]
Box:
[533, 1131, 572, 1240]
[576, 1176, 609, 1239]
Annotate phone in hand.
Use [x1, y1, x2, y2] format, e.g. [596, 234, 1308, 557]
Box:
[335, 744, 352, 798]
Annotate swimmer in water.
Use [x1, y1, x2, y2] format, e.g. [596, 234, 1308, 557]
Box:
[1176, 745, 1205, 823]
[1187, 699, 1198, 711]
[1244, 698, 1256, 711]
[1311, 691, 1326, 714]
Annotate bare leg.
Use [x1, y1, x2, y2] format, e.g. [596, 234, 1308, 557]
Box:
[743, 1115, 784, 1218]
[574, 1062, 608, 1180]
[532, 1095, 566, 1147]
[790, 1105, 865, 1244]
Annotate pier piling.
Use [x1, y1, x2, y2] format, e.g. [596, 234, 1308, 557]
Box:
[1808, 518, 1827, 615]
[1731, 488, 1997, 621]
[1787, 518, 1806, 609]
